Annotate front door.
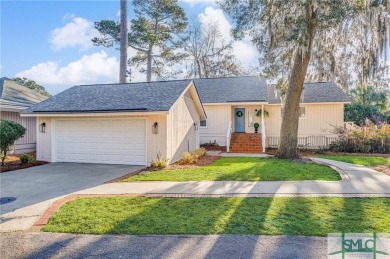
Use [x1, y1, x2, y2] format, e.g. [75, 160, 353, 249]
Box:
[234, 108, 245, 132]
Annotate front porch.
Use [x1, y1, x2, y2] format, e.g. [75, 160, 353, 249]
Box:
[227, 105, 267, 153]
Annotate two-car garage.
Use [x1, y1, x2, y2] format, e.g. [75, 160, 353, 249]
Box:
[53, 118, 147, 165]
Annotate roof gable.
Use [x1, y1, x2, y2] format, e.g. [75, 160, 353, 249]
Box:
[22, 80, 196, 114]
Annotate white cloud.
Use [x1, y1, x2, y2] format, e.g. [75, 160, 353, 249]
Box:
[198, 7, 259, 67]
[16, 51, 119, 86]
[49, 16, 99, 51]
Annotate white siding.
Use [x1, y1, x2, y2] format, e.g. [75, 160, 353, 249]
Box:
[265, 103, 345, 137]
[167, 89, 200, 163]
[200, 103, 345, 147]
[200, 105, 231, 146]
[1, 111, 37, 154]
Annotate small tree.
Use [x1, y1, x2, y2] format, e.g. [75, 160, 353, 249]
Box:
[0, 120, 26, 166]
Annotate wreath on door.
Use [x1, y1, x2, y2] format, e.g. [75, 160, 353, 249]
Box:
[236, 111, 244, 117]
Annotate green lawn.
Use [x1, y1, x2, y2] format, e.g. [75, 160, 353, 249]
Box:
[122, 157, 340, 181]
[43, 197, 390, 236]
[318, 155, 389, 166]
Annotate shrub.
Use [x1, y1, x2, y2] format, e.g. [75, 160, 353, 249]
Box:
[179, 152, 197, 164]
[150, 152, 169, 169]
[0, 120, 26, 165]
[192, 147, 206, 158]
[19, 154, 35, 164]
[179, 148, 207, 165]
[329, 123, 390, 153]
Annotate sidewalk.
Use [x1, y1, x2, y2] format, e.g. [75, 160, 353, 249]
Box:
[1, 158, 389, 232]
[1, 232, 329, 259]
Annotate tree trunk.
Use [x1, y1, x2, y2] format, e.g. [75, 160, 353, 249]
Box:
[275, 4, 316, 159]
[146, 49, 152, 82]
[275, 50, 311, 159]
[195, 58, 202, 78]
[119, 0, 128, 83]
[1, 150, 7, 166]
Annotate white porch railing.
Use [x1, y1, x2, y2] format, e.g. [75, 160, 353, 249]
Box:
[226, 120, 233, 153]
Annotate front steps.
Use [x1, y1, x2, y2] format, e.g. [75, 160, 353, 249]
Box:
[229, 133, 263, 153]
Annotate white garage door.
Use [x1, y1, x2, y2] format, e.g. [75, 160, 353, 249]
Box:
[54, 118, 146, 165]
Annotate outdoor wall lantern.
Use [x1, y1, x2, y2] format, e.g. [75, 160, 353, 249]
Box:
[193, 122, 199, 131]
[39, 122, 46, 133]
[152, 122, 158, 134]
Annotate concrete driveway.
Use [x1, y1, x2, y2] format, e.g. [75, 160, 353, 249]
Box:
[0, 163, 143, 231]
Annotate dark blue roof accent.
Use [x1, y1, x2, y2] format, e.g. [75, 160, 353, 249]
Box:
[194, 76, 268, 103]
[22, 80, 192, 113]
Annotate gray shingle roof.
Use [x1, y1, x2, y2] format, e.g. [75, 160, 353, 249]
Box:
[267, 82, 350, 104]
[0, 78, 48, 109]
[194, 76, 268, 103]
[22, 77, 350, 114]
[22, 80, 193, 113]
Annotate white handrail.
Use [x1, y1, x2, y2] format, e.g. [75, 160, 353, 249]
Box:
[261, 105, 266, 153]
[226, 120, 232, 153]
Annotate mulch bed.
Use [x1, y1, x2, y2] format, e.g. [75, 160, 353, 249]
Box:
[201, 145, 227, 152]
[168, 155, 221, 169]
[1, 153, 48, 173]
[1, 161, 48, 173]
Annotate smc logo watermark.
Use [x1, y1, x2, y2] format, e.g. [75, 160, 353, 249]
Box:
[328, 233, 390, 259]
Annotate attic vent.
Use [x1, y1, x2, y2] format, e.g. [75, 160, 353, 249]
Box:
[274, 89, 278, 99]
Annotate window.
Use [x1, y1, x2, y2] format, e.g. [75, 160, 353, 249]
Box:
[200, 120, 207, 127]
[281, 107, 306, 118]
[299, 107, 306, 118]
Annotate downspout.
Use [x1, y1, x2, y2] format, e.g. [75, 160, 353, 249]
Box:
[261, 104, 266, 153]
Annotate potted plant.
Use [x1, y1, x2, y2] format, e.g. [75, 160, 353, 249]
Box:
[254, 122, 260, 133]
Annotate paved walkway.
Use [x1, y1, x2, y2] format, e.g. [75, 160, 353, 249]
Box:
[1, 158, 389, 232]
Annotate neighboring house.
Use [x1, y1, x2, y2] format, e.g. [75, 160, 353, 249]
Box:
[21, 76, 350, 166]
[0, 77, 48, 154]
[21, 80, 206, 166]
[193, 77, 350, 151]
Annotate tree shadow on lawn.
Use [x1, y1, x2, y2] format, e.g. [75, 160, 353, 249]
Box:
[210, 157, 340, 181]
[39, 196, 390, 258]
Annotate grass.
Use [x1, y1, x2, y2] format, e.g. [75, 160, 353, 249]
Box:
[122, 157, 340, 181]
[318, 155, 389, 166]
[43, 197, 390, 236]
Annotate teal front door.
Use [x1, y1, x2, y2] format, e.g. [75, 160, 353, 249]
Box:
[234, 108, 245, 132]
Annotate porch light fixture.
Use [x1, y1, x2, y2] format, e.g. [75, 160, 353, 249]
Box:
[39, 122, 46, 133]
[152, 122, 158, 134]
[193, 122, 199, 131]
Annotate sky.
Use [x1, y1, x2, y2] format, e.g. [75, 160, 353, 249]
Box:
[0, 0, 259, 95]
